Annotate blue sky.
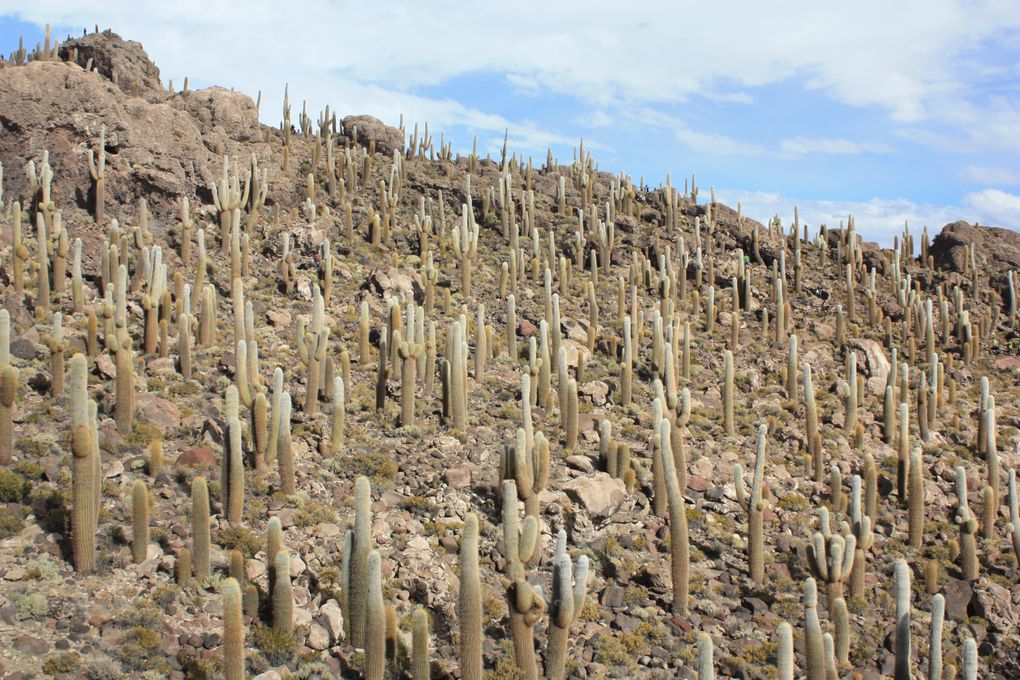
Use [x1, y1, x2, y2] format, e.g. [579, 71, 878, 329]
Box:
[3, 2, 1019, 245]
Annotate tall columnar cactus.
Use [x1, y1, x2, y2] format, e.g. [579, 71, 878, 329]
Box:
[87, 126, 106, 225]
[803, 578, 824, 680]
[735, 424, 768, 585]
[458, 512, 483, 680]
[12, 202, 26, 296]
[331, 377, 346, 454]
[222, 577, 245, 680]
[620, 316, 633, 406]
[131, 479, 149, 564]
[273, 551, 293, 635]
[448, 318, 468, 430]
[277, 392, 295, 494]
[777, 621, 794, 680]
[344, 476, 373, 647]
[70, 354, 97, 573]
[546, 533, 588, 680]
[365, 550, 386, 680]
[412, 607, 431, 680]
[697, 632, 714, 680]
[192, 476, 211, 580]
[452, 207, 479, 297]
[955, 466, 979, 580]
[35, 212, 50, 319]
[397, 330, 423, 427]
[929, 593, 944, 680]
[894, 560, 912, 680]
[501, 427, 550, 529]
[0, 311, 17, 465]
[1009, 469, 1020, 569]
[908, 447, 924, 548]
[722, 350, 734, 435]
[115, 340, 135, 434]
[266, 368, 284, 464]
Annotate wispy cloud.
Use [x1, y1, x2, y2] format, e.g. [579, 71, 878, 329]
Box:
[777, 137, 895, 159]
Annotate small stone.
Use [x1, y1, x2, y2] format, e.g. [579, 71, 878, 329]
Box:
[319, 599, 345, 643]
[687, 475, 711, 492]
[307, 623, 330, 650]
[266, 309, 292, 328]
[601, 585, 625, 609]
[565, 455, 594, 473]
[942, 578, 973, 621]
[444, 467, 471, 488]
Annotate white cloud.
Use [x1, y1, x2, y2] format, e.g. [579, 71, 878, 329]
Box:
[716, 188, 1017, 247]
[963, 189, 1020, 226]
[777, 137, 894, 159]
[960, 165, 1020, 186]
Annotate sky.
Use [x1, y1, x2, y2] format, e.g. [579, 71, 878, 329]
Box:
[2, 2, 1019, 246]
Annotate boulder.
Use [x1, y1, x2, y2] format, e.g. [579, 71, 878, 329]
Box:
[342, 115, 404, 156]
[563, 473, 626, 521]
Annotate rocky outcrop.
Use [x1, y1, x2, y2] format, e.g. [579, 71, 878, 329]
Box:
[59, 30, 163, 96]
[341, 115, 404, 157]
[0, 44, 268, 227]
[930, 220, 1020, 303]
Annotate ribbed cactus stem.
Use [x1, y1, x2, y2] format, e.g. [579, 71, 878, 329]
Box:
[723, 350, 734, 435]
[697, 632, 714, 680]
[804, 578, 824, 680]
[0, 310, 17, 465]
[928, 593, 944, 680]
[955, 466, 979, 580]
[660, 419, 690, 612]
[131, 479, 149, 564]
[909, 447, 924, 548]
[222, 577, 245, 680]
[277, 392, 295, 494]
[1008, 469, 1020, 569]
[266, 368, 283, 463]
[777, 621, 794, 680]
[192, 476, 210, 580]
[115, 343, 135, 434]
[70, 353, 96, 572]
[348, 476, 372, 647]
[272, 551, 293, 634]
[894, 560, 912, 680]
[458, 512, 483, 680]
[546, 537, 588, 680]
[962, 637, 977, 680]
[330, 377, 346, 453]
[832, 595, 849, 665]
[365, 550, 386, 680]
[412, 607, 430, 680]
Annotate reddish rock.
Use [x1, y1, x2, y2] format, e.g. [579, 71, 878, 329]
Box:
[177, 447, 215, 467]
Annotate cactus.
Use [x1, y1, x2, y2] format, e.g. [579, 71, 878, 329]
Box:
[131, 479, 149, 564]
[272, 550, 293, 635]
[697, 632, 714, 680]
[458, 512, 482, 680]
[176, 548, 192, 586]
[0, 311, 17, 465]
[722, 349, 734, 435]
[397, 330, 423, 427]
[412, 607, 431, 680]
[929, 593, 944, 680]
[777, 621, 794, 680]
[1008, 469, 1020, 570]
[115, 342, 135, 434]
[962, 637, 977, 679]
[894, 560, 911, 680]
[331, 377, 346, 453]
[192, 476, 211, 580]
[277, 392, 295, 494]
[70, 354, 97, 573]
[221, 577, 245, 680]
[735, 424, 768, 585]
[358, 550, 384, 680]
[228, 549, 245, 589]
[345, 476, 373, 647]
[807, 508, 856, 610]
[908, 447, 924, 548]
[803, 578, 824, 680]
[955, 466, 979, 580]
[546, 533, 588, 680]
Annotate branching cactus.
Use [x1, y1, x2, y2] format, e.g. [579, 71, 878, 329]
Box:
[0, 311, 17, 465]
[735, 424, 768, 585]
[87, 125, 106, 224]
[955, 466, 979, 580]
[452, 206, 479, 297]
[505, 550, 544, 680]
[546, 532, 589, 680]
[501, 427, 550, 526]
[806, 508, 856, 610]
[660, 419, 690, 612]
[458, 512, 483, 680]
[397, 330, 423, 427]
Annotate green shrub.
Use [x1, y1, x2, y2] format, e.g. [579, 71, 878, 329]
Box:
[0, 467, 29, 502]
[15, 592, 49, 620]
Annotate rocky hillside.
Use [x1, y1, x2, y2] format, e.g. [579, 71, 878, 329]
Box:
[0, 27, 1019, 680]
